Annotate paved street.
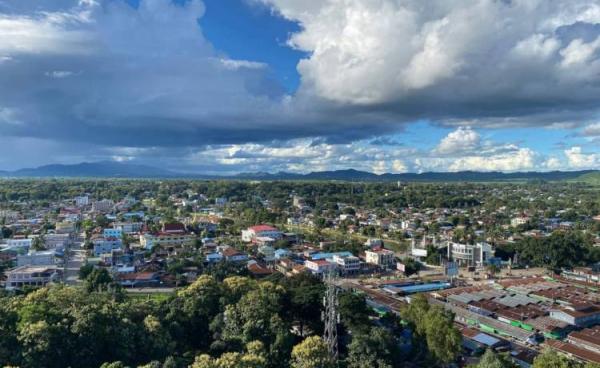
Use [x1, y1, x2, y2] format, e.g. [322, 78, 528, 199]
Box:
[64, 243, 86, 285]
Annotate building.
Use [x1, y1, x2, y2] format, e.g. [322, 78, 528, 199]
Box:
[511, 216, 529, 227]
[17, 250, 55, 267]
[304, 259, 336, 275]
[5, 266, 60, 289]
[241, 225, 283, 242]
[5, 238, 33, 249]
[74, 195, 89, 207]
[221, 247, 248, 262]
[44, 233, 71, 249]
[114, 222, 143, 234]
[103, 228, 123, 239]
[447, 242, 493, 267]
[550, 305, 600, 327]
[92, 199, 114, 213]
[365, 249, 395, 268]
[332, 254, 360, 275]
[139, 232, 195, 250]
[93, 238, 122, 256]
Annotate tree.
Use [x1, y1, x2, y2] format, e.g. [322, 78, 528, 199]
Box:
[346, 327, 399, 368]
[532, 349, 576, 368]
[338, 292, 371, 334]
[470, 349, 516, 368]
[423, 306, 462, 364]
[79, 264, 94, 280]
[31, 235, 46, 251]
[84, 268, 115, 292]
[290, 336, 332, 368]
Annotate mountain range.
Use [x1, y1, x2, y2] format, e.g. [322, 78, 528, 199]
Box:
[0, 161, 597, 182]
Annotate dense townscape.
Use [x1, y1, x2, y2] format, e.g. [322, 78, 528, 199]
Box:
[0, 178, 598, 368]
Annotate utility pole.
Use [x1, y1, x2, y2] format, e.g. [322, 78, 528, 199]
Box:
[322, 268, 339, 363]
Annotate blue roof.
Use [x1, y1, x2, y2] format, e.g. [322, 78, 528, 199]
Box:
[311, 251, 353, 260]
[473, 333, 500, 347]
[395, 282, 451, 294]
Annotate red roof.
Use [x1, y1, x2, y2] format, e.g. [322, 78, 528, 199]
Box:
[249, 225, 278, 232]
[162, 223, 186, 233]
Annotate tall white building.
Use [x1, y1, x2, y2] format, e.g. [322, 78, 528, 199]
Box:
[447, 242, 493, 267]
[74, 195, 89, 207]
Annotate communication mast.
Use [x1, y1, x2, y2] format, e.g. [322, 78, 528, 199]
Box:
[322, 268, 339, 362]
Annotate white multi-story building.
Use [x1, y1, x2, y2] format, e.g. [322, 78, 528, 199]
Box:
[93, 238, 122, 256]
[74, 195, 89, 207]
[241, 225, 283, 242]
[447, 242, 493, 267]
[304, 259, 336, 275]
[365, 249, 395, 268]
[17, 250, 56, 267]
[332, 254, 360, 274]
[511, 216, 529, 227]
[5, 266, 60, 289]
[92, 199, 114, 213]
[114, 222, 143, 234]
[44, 233, 71, 250]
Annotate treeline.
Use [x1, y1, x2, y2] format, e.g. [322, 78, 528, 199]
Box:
[0, 273, 462, 368]
[496, 231, 600, 270]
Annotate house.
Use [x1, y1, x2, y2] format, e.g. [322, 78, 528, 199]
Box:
[93, 237, 122, 256]
[5, 266, 61, 289]
[258, 245, 276, 262]
[247, 261, 274, 278]
[365, 249, 395, 268]
[117, 272, 160, 287]
[5, 238, 32, 249]
[103, 228, 123, 239]
[17, 250, 55, 267]
[304, 259, 336, 275]
[206, 252, 224, 263]
[241, 225, 283, 242]
[221, 247, 248, 262]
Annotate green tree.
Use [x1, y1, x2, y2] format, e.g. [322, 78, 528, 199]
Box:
[84, 268, 115, 292]
[346, 327, 399, 368]
[290, 336, 332, 368]
[470, 349, 516, 368]
[532, 349, 576, 368]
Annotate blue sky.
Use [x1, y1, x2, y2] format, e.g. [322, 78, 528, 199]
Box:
[0, 0, 599, 173]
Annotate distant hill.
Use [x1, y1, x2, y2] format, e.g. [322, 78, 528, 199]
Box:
[3, 161, 173, 178]
[0, 161, 597, 182]
[573, 171, 600, 185]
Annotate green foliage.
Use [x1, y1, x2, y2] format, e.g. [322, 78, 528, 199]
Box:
[469, 349, 516, 368]
[290, 336, 332, 368]
[532, 349, 578, 368]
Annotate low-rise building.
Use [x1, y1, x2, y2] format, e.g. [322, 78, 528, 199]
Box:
[17, 250, 55, 267]
[365, 249, 395, 268]
[241, 225, 283, 242]
[5, 266, 60, 289]
[550, 305, 600, 327]
[304, 259, 336, 275]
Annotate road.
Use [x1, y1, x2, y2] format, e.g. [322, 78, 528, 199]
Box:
[64, 243, 86, 285]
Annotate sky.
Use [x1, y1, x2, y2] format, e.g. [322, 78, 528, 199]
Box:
[0, 0, 599, 174]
